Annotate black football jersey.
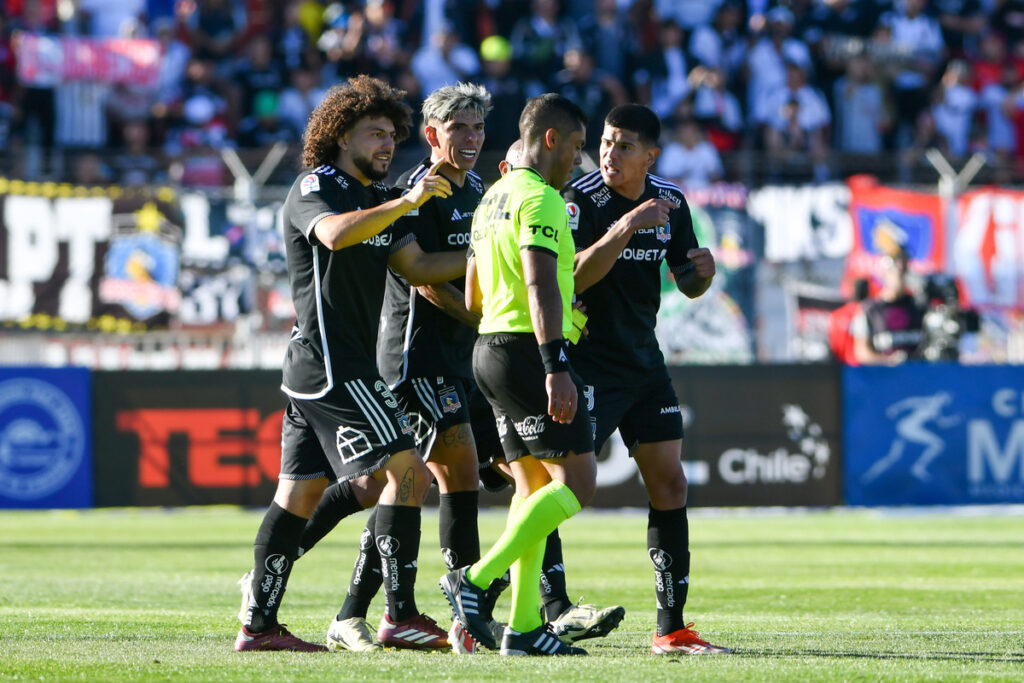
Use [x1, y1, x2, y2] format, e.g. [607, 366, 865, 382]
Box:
[377, 158, 483, 385]
[280, 164, 411, 398]
[562, 170, 699, 379]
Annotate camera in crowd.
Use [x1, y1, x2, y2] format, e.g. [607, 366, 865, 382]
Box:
[918, 274, 980, 362]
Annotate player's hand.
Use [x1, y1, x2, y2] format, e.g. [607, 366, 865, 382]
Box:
[627, 198, 676, 231]
[545, 371, 577, 424]
[404, 159, 452, 208]
[686, 247, 716, 278]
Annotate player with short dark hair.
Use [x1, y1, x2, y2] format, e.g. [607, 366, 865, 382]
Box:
[234, 75, 464, 653]
[440, 94, 596, 657]
[563, 103, 730, 655]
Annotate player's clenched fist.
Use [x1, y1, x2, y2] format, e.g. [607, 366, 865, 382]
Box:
[686, 247, 716, 278]
[627, 197, 677, 231]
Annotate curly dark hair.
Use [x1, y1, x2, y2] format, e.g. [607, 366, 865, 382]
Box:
[301, 75, 413, 169]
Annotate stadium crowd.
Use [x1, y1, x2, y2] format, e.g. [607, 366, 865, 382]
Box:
[3, 0, 1024, 187]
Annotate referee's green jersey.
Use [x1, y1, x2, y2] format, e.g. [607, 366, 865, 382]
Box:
[470, 167, 575, 336]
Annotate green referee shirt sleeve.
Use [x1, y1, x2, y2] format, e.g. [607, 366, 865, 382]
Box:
[517, 191, 566, 258]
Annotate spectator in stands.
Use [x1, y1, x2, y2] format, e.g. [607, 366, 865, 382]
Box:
[318, 4, 364, 79]
[13, 0, 59, 179]
[689, 0, 747, 84]
[657, 116, 724, 190]
[991, 0, 1024, 48]
[833, 54, 889, 155]
[979, 63, 1019, 166]
[410, 21, 480, 96]
[0, 13, 16, 152]
[576, 0, 637, 84]
[884, 0, 945, 148]
[829, 278, 869, 365]
[656, 0, 723, 31]
[153, 17, 191, 107]
[690, 66, 743, 152]
[278, 66, 326, 138]
[234, 34, 285, 121]
[360, 0, 409, 83]
[633, 20, 690, 120]
[936, 0, 987, 57]
[763, 61, 831, 180]
[971, 31, 1014, 93]
[71, 150, 112, 185]
[110, 117, 166, 186]
[747, 7, 813, 130]
[932, 59, 979, 158]
[78, 0, 144, 37]
[554, 48, 627, 147]
[509, 0, 582, 95]
[476, 34, 527, 154]
[238, 91, 293, 148]
[186, 0, 247, 64]
[277, 0, 317, 71]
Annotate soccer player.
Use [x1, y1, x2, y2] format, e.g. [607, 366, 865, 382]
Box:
[562, 103, 730, 655]
[234, 75, 464, 652]
[330, 82, 492, 651]
[440, 94, 596, 657]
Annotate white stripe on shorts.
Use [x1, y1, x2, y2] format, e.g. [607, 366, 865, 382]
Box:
[412, 378, 443, 422]
[345, 379, 397, 444]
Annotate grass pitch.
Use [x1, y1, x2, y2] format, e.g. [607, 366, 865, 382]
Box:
[1, 506, 1022, 682]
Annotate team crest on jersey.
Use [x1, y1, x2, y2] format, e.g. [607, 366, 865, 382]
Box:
[565, 202, 580, 231]
[300, 174, 320, 195]
[655, 222, 671, 243]
[397, 413, 414, 435]
[439, 387, 462, 414]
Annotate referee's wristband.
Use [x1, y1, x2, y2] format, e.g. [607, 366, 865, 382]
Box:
[538, 339, 570, 374]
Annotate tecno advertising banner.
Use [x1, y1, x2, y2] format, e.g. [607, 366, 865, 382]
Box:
[0, 367, 92, 508]
[92, 370, 283, 507]
[844, 364, 1024, 506]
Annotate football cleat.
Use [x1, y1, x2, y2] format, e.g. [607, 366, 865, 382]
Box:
[326, 617, 382, 652]
[500, 624, 588, 656]
[236, 569, 253, 624]
[548, 601, 626, 643]
[234, 624, 328, 652]
[448, 616, 478, 654]
[439, 567, 497, 650]
[651, 623, 731, 655]
[377, 613, 449, 650]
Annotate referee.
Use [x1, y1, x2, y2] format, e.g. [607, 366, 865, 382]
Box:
[563, 104, 729, 655]
[441, 94, 595, 657]
[235, 76, 463, 652]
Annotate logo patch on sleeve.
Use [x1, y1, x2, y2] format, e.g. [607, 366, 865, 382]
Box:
[300, 174, 320, 196]
[566, 202, 580, 231]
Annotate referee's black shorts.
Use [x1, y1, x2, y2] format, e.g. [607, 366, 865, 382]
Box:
[472, 333, 594, 462]
[281, 376, 416, 483]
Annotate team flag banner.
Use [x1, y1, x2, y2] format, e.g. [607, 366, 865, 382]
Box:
[0, 366, 92, 509]
[0, 180, 183, 332]
[15, 33, 161, 87]
[844, 364, 1024, 506]
[955, 189, 1024, 310]
[844, 175, 945, 293]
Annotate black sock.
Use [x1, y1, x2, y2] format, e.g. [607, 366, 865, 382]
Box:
[438, 490, 480, 570]
[337, 508, 383, 621]
[298, 481, 363, 557]
[540, 529, 572, 621]
[246, 501, 307, 632]
[648, 505, 690, 636]
[375, 504, 422, 622]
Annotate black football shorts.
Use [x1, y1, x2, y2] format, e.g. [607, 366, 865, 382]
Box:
[390, 375, 471, 455]
[472, 333, 594, 462]
[582, 369, 684, 455]
[281, 376, 417, 482]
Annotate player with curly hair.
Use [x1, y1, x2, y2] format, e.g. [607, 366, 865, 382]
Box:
[235, 75, 464, 652]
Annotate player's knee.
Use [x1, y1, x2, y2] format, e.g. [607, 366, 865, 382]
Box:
[647, 469, 687, 508]
[563, 452, 597, 506]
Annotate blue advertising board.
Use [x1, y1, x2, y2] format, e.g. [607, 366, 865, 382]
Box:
[0, 367, 92, 508]
[844, 364, 1024, 505]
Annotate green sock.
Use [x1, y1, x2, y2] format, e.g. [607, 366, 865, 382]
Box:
[466, 480, 581, 589]
[508, 538, 545, 632]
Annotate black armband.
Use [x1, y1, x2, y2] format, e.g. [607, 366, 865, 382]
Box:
[538, 339, 570, 374]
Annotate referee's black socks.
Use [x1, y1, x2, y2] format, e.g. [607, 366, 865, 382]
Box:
[375, 504, 422, 622]
[246, 502, 306, 632]
[648, 505, 691, 637]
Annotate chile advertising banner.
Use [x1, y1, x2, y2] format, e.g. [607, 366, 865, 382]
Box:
[844, 364, 1024, 506]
